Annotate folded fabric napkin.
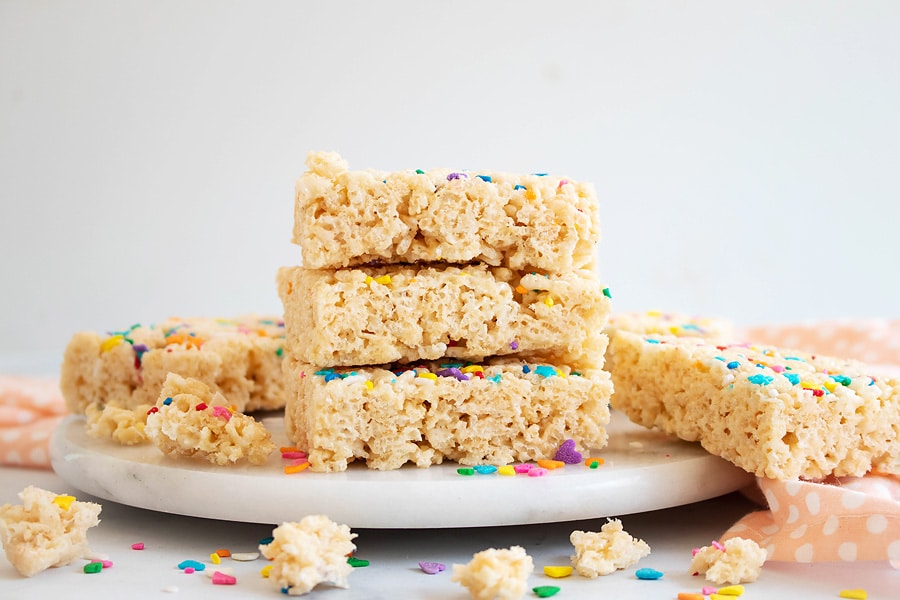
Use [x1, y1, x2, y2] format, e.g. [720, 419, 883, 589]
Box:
[2, 319, 898, 565]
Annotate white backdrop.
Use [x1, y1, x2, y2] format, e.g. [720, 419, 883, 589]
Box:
[2, 1, 898, 362]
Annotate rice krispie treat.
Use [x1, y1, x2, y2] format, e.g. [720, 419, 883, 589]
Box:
[0, 486, 101, 577]
[690, 537, 767, 585]
[145, 373, 275, 466]
[278, 264, 610, 368]
[569, 519, 651, 577]
[284, 358, 612, 472]
[61, 316, 286, 414]
[294, 151, 599, 272]
[260, 515, 357, 596]
[84, 402, 152, 445]
[451, 546, 534, 600]
[609, 331, 900, 480]
[605, 310, 734, 341]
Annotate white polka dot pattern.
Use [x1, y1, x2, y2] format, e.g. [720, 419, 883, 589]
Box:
[0, 375, 66, 469]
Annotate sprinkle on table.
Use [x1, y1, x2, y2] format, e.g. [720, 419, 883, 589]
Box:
[543, 565, 573, 578]
[839, 590, 867, 600]
[83, 562, 103, 574]
[418, 561, 446, 574]
[212, 571, 237, 585]
[131, 542, 145, 550]
[533, 586, 561, 598]
[347, 557, 370, 568]
[717, 584, 744, 595]
[635, 567, 663, 580]
[231, 552, 259, 562]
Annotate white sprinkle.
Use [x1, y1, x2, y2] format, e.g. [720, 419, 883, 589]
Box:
[230, 552, 260, 561]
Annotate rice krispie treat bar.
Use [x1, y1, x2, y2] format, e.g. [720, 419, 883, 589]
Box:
[284, 358, 612, 472]
[0, 486, 101, 577]
[278, 263, 610, 368]
[605, 310, 734, 341]
[609, 331, 900, 480]
[260, 515, 357, 596]
[145, 373, 275, 466]
[294, 151, 600, 272]
[61, 316, 286, 414]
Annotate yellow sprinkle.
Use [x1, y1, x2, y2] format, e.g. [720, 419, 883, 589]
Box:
[260, 564, 273, 578]
[365, 275, 373, 285]
[823, 380, 838, 392]
[100, 335, 123, 352]
[537, 459, 565, 470]
[525, 189, 536, 200]
[543, 565, 573, 578]
[210, 552, 221, 565]
[544, 295, 555, 307]
[52, 495, 76, 511]
[646, 310, 661, 317]
[839, 590, 867, 600]
[364, 380, 374, 391]
[800, 381, 817, 389]
[284, 462, 310, 475]
[515, 285, 527, 294]
[716, 585, 745, 596]
[374, 275, 392, 285]
[461, 365, 484, 374]
[498, 465, 515, 476]
[417, 372, 438, 381]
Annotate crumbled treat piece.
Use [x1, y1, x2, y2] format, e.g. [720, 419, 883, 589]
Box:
[278, 263, 610, 368]
[0, 486, 101, 577]
[60, 316, 286, 414]
[451, 545, 534, 600]
[609, 332, 900, 479]
[605, 310, 734, 341]
[569, 519, 651, 577]
[260, 515, 357, 596]
[294, 151, 600, 272]
[84, 402, 152, 445]
[690, 537, 767, 585]
[283, 358, 611, 472]
[144, 373, 275, 466]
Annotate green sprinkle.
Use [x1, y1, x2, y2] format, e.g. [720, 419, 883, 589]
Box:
[347, 557, 369, 567]
[415, 169, 425, 174]
[83, 562, 103, 574]
[276, 346, 284, 357]
[457, 467, 475, 476]
[602, 287, 612, 298]
[533, 586, 561, 598]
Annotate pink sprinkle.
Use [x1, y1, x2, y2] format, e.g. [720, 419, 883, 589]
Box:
[281, 451, 307, 459]
[131, 542, 145, 550]
[702, 586, 717, 595]
[513, 463, 534, 474]
[691, 547, 700, 556]
[712, 540, 726, 552]
[770, 364, 785, 373]
[418, 561, 446, 574]
[528, 467, 548, 477]
[184, 567, 195, 574]
[212, 406, 232, 421]
[212, 571, 237, 585]
[101, 560, 114, 569]
[558, 180, 569, 188]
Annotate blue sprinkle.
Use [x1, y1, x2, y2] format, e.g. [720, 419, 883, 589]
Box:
[177, 559, 205, 571]
[259, 536, 274, 545]
[784, 356, 805, 361]
[440, 362, 464, 369]
[681, 324, 701, 331]
[475, 175, 492, 183]
[281, 587, 290, 594]
[645, 338, 660, 344]
[324, 373, 342, 382]
[533, 173, 548, 176]
[473, 465, 497, 475]
[635, 567, 664, 580]
[726, 361, 740, 369]
[784, 373, 801, 385]
[748, 374, 774, 385]
[514, 184, 526, 190]
[163, 397, 172, 406]
[314, 369, 334, 376]
[831, 375, 852, 386]
[488, 374, 502, 383]
[522, 365, 531, 374]
[534, 365, 558, 378]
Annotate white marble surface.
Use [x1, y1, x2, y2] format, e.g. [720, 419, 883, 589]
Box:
[2, 466, 897, 599]
[49, 411, 754, 528]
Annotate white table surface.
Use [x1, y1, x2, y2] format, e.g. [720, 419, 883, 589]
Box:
[2, 466, 897, 599]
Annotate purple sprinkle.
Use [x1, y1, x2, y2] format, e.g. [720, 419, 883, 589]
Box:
[446, 172, 468, 181]
[509, 340, 519, 350]
[554, 439, 583, 464]
[418, 561, 446, 575]
[436, 368, 469, 381]
[133, 344, 148, 353]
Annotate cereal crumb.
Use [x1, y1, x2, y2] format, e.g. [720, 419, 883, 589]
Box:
[570, 519, 651, 577]
[260, 515, 357, 595]
[145, 373, 275, 465]
[85, 402, 152, 445]
[0, 486, 101, 577]
[689, 537, 767, 584]
[452, 545, 534, 600]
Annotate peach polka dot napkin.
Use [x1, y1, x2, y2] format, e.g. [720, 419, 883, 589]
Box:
[0, 375, 67, 468]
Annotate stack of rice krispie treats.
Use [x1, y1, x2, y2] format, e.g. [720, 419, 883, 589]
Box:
[278, 151, 614, 471]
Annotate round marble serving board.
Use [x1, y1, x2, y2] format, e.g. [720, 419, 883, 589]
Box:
[50, 410, 754, 528]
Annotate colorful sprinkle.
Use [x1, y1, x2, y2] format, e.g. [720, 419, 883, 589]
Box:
[83, 561, 103, 574]
[419, 561, 446, 574]
[702, 587, 718, 595]
[437, 367, 469, 381]
[162, 397, 173, 406]
[635, 567, 663, 580]
[584, 457, 604, 468]
[284, 462, 310, 474]
[212, 406, 232, 421]
[131, 542, 145, 550]
[52, 495, 76, 511]
[535, 365, 558, 378]
[726, 361, 740, 369]
[474, 465, 498, 475]
[258, 536, 274, 546]
[537, 459, 565, 470]
[839, 590, 867, 600]
[347, 557, 369, 568]
[212, 571, 237, 585]
[194, 402, 208, 411]
[717, 584, 745, 596]
[260, 564, 273, 577]
[231, 552, 259, 561]
[498, 465, 516, 476]
[711, 540, 726, 552]
[178, 560, 205, 571]
[554, 439, 583, 464]
[447, 172, 467, 181]
[475, 175, 492, 183]
[528, 467, 549, 477]
[543, 565, 573, 578]
[457, 467, 475, 476]
[678, 594, 705, 600]
[747, 374, 774, 385]
[147, 406, 159, 415]
[602, 287, 612, 298]
[533, 586, 561, 598]
[509, 340, 519, 350]
[514, 184, 526, 191]
[514, 463, 534, 474]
